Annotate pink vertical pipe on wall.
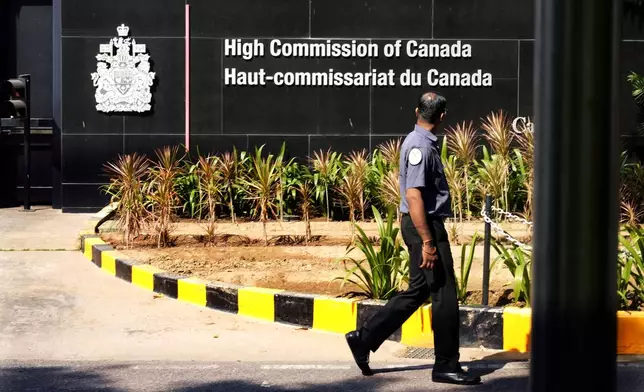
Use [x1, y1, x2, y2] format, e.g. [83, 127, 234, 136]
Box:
[185, 4, 190, 151]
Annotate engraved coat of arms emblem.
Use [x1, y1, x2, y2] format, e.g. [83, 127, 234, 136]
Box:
[91, 24, 155, 113]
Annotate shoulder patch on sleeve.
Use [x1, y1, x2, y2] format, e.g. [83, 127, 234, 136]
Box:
[409, 148, 423, 166]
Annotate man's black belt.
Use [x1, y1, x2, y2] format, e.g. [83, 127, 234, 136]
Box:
[401, 212, 445, 221]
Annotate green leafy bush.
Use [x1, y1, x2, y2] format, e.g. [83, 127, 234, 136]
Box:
[617, 226, 644, 311]
[491, 240, 532, 306]
[335, 207, 409, 300]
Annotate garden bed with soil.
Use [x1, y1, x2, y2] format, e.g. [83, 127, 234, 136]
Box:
[100, 219, 531, 306]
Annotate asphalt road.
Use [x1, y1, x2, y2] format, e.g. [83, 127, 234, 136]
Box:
[1, 361, 643, 391]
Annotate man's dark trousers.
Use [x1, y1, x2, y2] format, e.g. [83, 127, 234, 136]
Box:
[359, 214, 460, 372]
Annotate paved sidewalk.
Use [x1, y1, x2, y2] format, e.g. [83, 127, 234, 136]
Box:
[0, 207, 91, 250]
[0, 251, 422, 362]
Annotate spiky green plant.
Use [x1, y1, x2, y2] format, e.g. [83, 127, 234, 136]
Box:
[218, 147, 248, 223]
[103, 153, 150, 248]
[621, 201, 644, 227]
[457, 232, 480, 303]
[241, 145, 281, 245]
[491, 240, 532, 306]
[476, 148, 509, 211]
[617, 225, 644, 310]
[377, 138, 402, 169]
[628, 71, 644, 106]
[175, 160, 201, 219]
[310, 149, 343, 222]
[446, 121, 478, 219]
[337, 172, 363, 236]
[481, 110, 514, 213]
[441, 136, 464, 224]
[296, 178, 315, 244]
[197, 155, 222, 245]
[335, 207, 409, 300]
[515, 121, 534, 219]
[620, 154, 644, 224]
[627, 71, 644, 135]
[147, 146, 183, 248]
[274, 142, 293, 222]
[379, 169, 401, 220]
[481, 109, 514, 161]
[344, 149, 370, 221]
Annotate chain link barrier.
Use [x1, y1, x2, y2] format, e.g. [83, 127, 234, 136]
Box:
[490, 205, 533, 227]
[481, 207, 532, 251]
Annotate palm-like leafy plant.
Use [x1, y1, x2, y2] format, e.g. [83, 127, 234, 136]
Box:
[197, 155, 221, 245]
[379, 169, 401, 220]
[441, 136, 464, 223]
[512, 150, 531, 220]
[103, 153, 149, 248]
[515, 119, 534, 165]
[218, 147, 247, 223]
[337, 173, 363, 237]
[481, 110, 514, 161]
[621, 201, 644, 227]
[446, 121, 478, 219]
[335, 207, 409, 300]
[147, 146, 183, 248]
[515, 121, 534, 219]
[481, 110, 514, 213]
[378, 138, 402, 169]
[241, 145, 281, 245]
[296, 176, 315, 244]
[476, 148, 509, 211]
[620, 154, 644, 225]
[345, 149, 370, 221]
[310, 149, 343, 222]
[274, 142, 294, 222]
[175, 160, 201, 219]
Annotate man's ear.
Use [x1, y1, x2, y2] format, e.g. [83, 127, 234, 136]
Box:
[415, 108, 419, 117]
[440, 112, 445, 122]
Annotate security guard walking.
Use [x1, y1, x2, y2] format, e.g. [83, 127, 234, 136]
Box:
[345, 92, 482, 386]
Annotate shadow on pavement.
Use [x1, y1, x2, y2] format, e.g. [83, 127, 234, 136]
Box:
[371, 358, 526, 379]
[0, 365, 531, 392]
[0, 365, 129, 392]
[172, 377, 530, 392]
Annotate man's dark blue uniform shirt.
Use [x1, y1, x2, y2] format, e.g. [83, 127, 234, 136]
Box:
[399, 125, 452, 217]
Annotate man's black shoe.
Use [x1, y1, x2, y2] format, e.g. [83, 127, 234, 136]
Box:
[345, 330, 373, 376]
[432, 370, 482, 385]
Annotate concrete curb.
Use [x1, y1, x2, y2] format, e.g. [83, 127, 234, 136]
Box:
[79, 206, 644, 354]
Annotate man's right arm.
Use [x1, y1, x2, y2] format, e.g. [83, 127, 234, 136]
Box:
[403, 146, 438, 268]
[406, 188, 432, 243]
[406, 189, 438, 268]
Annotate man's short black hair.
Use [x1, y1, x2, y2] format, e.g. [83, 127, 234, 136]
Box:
[416, 92, 447, 124]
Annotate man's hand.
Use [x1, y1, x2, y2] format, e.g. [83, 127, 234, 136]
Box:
[421, 241, 438, 269]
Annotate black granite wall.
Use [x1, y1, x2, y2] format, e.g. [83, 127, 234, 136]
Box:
[56, 0, 644, 211]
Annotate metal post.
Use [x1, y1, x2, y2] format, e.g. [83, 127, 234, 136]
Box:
[482, 195, 492, 306]
[20, 73, 31, 211]
[531, 1, 620, 391]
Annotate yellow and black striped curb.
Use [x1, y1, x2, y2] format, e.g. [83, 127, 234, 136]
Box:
[80, 233, 644, 354]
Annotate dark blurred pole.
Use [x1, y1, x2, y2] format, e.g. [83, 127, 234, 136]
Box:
[482, 195, 492, 306]
[21, 74, 31, 211]
[530, 0, 620, 391]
